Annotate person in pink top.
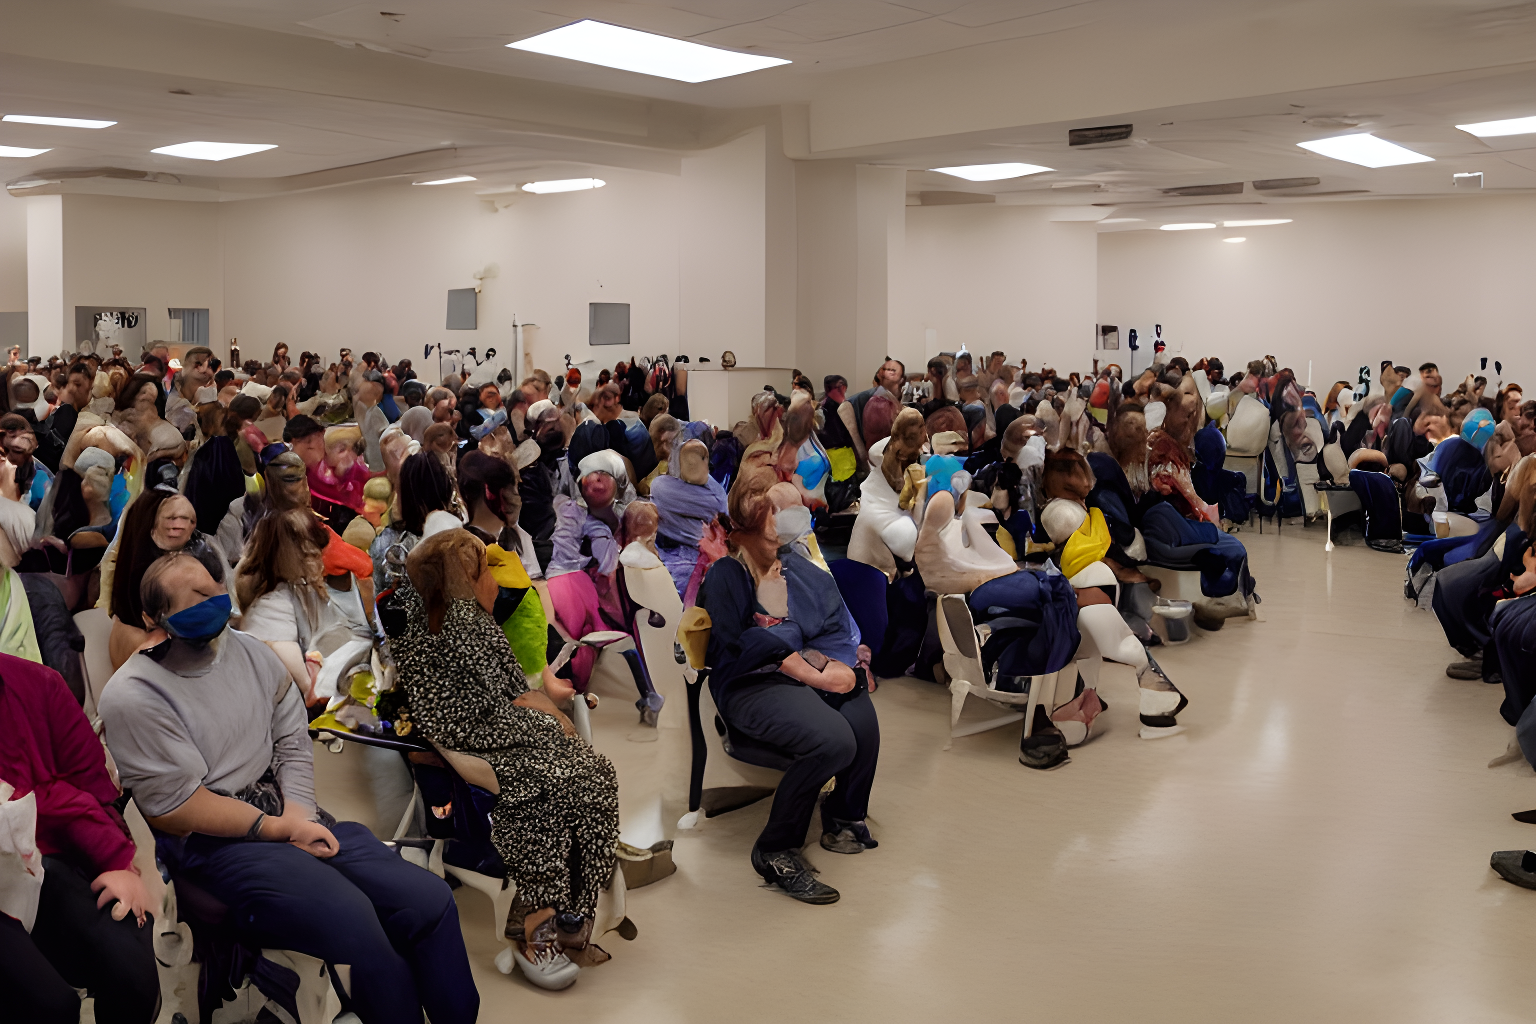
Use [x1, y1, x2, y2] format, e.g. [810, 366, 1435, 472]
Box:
[0, 652, 158, 1023]
[300, 423, 374, 533]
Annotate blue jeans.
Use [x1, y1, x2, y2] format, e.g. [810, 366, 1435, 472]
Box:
[177, 821, 478, 1024]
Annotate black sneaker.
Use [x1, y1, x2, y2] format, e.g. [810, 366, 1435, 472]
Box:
[820, 818, 878, 854]
[751, 847, 840, 904]
[1445, 658, 1483, 680]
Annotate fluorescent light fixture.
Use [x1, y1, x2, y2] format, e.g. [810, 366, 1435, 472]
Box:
[414, 175, 477, 185]
[151, 141, 276, 161]
[4, 114, 116, 129]
[1223, 218, 1292, 227]
[1223, 236, 1247, 243]
[508, 20, 789, 83]
[1296, 134, 1432, 168]
[930, 162, 1053, 181]
[1159, 222, 1216, 231]
[521, 177, 605, 194]
[1456, 115, 1536, 138]
[0, 145, 51, 158]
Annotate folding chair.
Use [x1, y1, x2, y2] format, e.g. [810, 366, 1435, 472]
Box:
[147, 811, 347, 1024]
[615, 542, 692, 849]
[72, 606, 114, 725]
[935, 593, 1061, 749]
[313, 724, 630, 975]
[1313, 481, 1362, 552]
[675, 609, 788, 830]
[536, 574, 652, 738]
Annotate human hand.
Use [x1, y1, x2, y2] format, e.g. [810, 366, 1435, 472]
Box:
[266, 814, 340, 858]
[540, 667, 576, 705]
[91, 868, 151, 926]
[515, 689, 577, 737]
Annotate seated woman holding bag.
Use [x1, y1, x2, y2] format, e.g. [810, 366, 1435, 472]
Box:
[697, 483, 880, 907]
[391, 528, 618, 991]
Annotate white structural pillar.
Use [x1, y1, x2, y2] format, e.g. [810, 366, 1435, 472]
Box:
[794, 160, 909, 389]
[26, 195, 65, 357]
[679, 122, 798, 371]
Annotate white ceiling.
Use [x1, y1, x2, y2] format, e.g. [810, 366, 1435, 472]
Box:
[115, 0, 1120, 104]
[6, 0, 1536, 209]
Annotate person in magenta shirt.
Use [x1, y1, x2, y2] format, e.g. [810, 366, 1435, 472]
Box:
[298, 422, 375, 533]
[0, 652, 159, 1022]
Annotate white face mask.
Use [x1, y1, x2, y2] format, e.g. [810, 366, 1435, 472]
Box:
[775, 505, 813, 547]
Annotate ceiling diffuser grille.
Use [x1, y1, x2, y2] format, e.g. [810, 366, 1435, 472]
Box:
[1069, 124, 1133, 146]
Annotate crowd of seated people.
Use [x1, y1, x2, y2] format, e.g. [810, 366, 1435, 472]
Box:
[3, 336, 1536, 1017]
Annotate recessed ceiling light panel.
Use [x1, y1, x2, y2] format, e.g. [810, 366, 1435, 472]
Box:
[1456, 116, 1536, 138]
[508, 20, 789, 83]
[521, 178, 605, 194]
[1297, 134, 1432, 168]
[1159, 223, 1216, 231]
[1223, 237, 1247, 243]
[414, 175, 477, 185]
[0, 145, 52, 158]
[1223, 219, 1292, 227]
[3, 114, 116, 129]
[151, 141, 276, 161]
[929, 162, 1052, 181]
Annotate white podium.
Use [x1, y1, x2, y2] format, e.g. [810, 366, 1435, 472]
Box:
[684, 367, 795, 429]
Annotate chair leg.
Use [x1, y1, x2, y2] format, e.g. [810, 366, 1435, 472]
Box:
[945, 679, 968, 749]
[391, 785, 419, 841]
[571, 696, 593, 745]
[443, 865, 516, 948]
[1029, 670, 1063, 738]
[680, 677, 707, 829]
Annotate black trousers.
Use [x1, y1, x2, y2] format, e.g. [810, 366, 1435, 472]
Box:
[0, 856, 158, 1024]
[722, 676, 880, 853]
[1432, 548, 1502, 658]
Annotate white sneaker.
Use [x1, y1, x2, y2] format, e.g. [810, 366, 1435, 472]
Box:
[513, 943, 580, 990]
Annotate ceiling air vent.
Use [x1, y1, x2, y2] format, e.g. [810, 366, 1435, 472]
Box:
[1253, 177, 1320, 191]
[1160, 182, 1244, 196]
[1069, 124, 1133, 146]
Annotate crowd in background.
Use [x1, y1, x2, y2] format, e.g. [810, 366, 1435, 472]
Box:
[3, 333, 1536, 1020]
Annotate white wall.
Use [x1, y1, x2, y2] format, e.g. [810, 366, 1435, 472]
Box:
[25, 195, 63, 358]
[221, 169, 686, 382]
[794, 161, 912, 390]
[681, 127, 766, 368]
[61, 194, 224, 355]
[1097, 195, 1536, 392]
[901, 204, 1099, 376]
[0, 192, 27, 313]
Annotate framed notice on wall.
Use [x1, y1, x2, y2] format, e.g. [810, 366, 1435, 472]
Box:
[1097, 324, 1120, 350]
[75, 307, 147, 356]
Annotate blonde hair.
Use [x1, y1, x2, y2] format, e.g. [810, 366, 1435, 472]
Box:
[324, 425, 363, 452]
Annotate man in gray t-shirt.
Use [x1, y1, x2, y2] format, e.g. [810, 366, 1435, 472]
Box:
[100, 552, 478, 1024]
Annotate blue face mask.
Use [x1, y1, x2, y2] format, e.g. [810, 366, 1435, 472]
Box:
[163, 593, 232, 642]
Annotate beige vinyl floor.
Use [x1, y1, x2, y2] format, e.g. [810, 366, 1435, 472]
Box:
[160, 526, 1536, 1023]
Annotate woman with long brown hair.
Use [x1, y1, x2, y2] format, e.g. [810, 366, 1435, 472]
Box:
[106, 486, 213, 668]
[234, 508, 332, 704]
